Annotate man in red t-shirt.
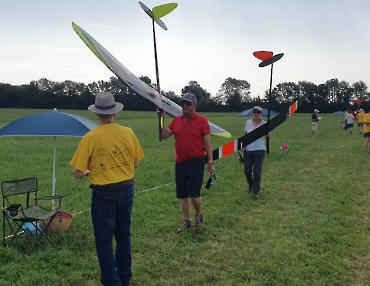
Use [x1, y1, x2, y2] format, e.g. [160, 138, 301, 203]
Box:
[162, 93, 214, 233]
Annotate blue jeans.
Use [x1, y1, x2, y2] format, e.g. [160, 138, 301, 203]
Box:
[243, 150, 265, 196]
[91, 182, 134, 286]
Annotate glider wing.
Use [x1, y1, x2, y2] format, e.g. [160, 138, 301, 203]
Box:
[207, 93, 308, 163]
[72, 22, 163, 109]
[72, 22, 231, 138]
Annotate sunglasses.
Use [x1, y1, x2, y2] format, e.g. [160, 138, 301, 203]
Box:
[253, 110, 261, 114]
[181, 101, 193, 107]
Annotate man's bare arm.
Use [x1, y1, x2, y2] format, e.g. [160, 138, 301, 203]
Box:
[162, 127, 173, 139]
[73, 169, 89, 179]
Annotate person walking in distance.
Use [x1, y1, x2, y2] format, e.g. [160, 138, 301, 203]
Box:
[243, 106, 270, 199]
[345, 111, 355, 134]
[363, 110, 370, 153]
[311, 109, 319, 137]
[356, 109, 365, 133]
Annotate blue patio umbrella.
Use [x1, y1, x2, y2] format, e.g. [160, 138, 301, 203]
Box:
[236, 108, 278, 117]
[0, 109, 97, 203]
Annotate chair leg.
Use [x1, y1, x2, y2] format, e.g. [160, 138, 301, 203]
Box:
[27, 221, 47, 254]
[12, 225, 26, 255]
[35, 220, 54, 244]
[28, 213, 59, 253]
[4, 213, 59, 254]
[23, 218, 57, 254]
[4, 217, 25, 254]
[40, 213, 58, 240]
[3, 213, 5, 247]
[3, 212, 5, 247]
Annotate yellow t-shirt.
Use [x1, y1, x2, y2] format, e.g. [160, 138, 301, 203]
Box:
[356, 111, 365, 123]
[363, 114, 370, 133]
[70, 123, 144, 185]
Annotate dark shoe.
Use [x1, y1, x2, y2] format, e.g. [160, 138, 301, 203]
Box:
[194, 215, 204, 233]
[252, 194, 259, 199]
[177, 220, 191, 234]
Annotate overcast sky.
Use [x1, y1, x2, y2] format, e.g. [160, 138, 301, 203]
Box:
[1, 0, 370, 99]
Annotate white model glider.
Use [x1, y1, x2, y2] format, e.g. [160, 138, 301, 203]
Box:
[72, 22, 231, 138]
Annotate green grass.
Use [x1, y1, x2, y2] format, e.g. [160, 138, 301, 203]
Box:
[0, 108, 369, 285]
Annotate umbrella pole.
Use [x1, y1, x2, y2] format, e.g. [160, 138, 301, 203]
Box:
[52, 136, 56, 209]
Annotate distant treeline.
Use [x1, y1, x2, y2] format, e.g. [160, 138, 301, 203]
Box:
[0, 76, 368, 113]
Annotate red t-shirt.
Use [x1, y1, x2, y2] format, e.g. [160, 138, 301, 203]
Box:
[168, 113, 210, 163]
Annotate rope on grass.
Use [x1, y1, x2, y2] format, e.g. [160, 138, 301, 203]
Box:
[72, 182, 174, 215]
[69, 182, 175, 217]
[4, 231, 26, 240]
[135, 182, 174, 194]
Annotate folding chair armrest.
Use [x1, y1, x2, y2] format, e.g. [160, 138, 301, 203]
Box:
[34, 194, 69, 201]
[35, 194, 69, 211]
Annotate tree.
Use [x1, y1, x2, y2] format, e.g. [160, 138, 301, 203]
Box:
[140, 76, 152, 86]
[182, 81, 210, 101]
[2, 76, 370, 112]
[216, 77, 251, 111]
[352, 81, 368, 108]
[163, 90, 180, 105]
[33, 78, 56, 92]
[323, 79, 353, 111]
[298, 81, 321, 112]
[181, 81, 215, 111]
[107, 77, 129, 95]
[270, 82, 300, 111]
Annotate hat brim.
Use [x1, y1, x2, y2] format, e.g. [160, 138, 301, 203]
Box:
[88, 102, 124, 114]
[252, 107, 263, 112]
[182, 99, 197, 104]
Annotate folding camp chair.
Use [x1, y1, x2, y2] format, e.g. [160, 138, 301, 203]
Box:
[2, 177, 67, 254]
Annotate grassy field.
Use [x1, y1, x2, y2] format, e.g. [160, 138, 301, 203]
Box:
[0, 108, 369, 285]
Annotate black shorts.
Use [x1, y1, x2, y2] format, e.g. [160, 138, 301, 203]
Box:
[347, 124, 353, 128]
[364, 132, 370, 138]
[175, 158, 205, 199]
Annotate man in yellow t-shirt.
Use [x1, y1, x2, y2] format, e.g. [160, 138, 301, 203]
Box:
[363, 110, 370, 153]
[356, 109, 365, 133]
[70, 92, 144, 286]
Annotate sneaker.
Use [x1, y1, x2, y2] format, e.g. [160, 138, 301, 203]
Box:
[194, 215, 204, 233]
[176, 220, 191, 234]
[252, 194, 259, 200]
